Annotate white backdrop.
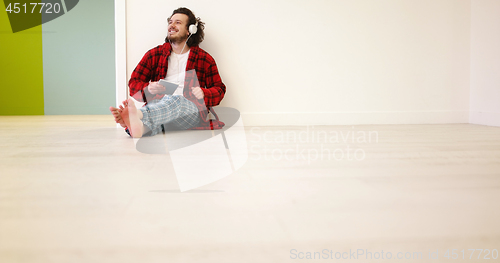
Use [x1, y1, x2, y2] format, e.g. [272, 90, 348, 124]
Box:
[123, 0, 497, 126]
[470, 0, 500, 127]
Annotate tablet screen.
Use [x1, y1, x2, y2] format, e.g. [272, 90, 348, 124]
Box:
[158, 79, 179, 95]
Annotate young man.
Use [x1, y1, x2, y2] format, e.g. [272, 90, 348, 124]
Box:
[110, 7, 226, 138]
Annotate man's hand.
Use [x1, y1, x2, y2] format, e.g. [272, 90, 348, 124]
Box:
[191, 87, 205, 100]
[148, 81, 166, 95]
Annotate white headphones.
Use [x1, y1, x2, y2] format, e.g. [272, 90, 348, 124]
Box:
[188, 20, 198, 35]
[166, 18, 198, 35]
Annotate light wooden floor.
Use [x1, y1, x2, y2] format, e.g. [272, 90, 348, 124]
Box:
[1, 116, 500, 263]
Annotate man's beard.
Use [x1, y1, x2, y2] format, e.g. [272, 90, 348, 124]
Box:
[168, 33, 188, 44]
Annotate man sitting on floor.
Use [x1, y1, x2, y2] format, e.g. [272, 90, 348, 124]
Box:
[110, 7, 226, 138]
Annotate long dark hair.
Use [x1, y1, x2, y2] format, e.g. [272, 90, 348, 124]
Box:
[165, 7, 205, 47]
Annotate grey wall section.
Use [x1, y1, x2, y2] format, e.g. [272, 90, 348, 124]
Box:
[43, 0, 115, 115]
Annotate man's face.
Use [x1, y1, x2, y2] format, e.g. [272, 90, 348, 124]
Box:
[167, 13, 190, 43]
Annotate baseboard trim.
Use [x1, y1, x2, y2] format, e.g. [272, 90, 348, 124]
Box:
[469, 111, 500, 127]
[240, 111, 470, 126]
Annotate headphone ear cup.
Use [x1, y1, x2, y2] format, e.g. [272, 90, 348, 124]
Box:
[189, 24, 197, 35]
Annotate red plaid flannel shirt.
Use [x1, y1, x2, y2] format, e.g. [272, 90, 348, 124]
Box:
[129, 43, 226, 129]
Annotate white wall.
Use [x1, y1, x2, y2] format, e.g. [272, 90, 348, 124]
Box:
[470, 0, 500, 127]
[125, 0, 472, 125]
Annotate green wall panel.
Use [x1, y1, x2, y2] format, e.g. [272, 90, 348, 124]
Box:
[0, 2, 44, 115]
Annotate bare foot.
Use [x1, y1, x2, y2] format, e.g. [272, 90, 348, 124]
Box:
[120, 99, 144, 138]
[109, 106, 126, 128]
